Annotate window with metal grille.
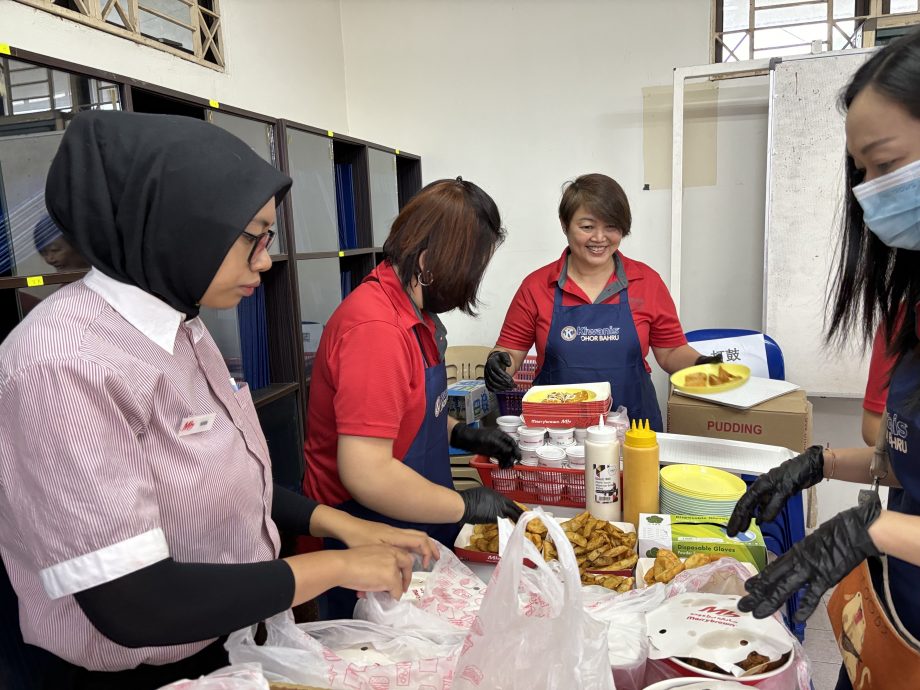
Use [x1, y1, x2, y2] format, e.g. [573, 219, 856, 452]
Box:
[14, 0, 224, 70]
[713, 0, 920, 62]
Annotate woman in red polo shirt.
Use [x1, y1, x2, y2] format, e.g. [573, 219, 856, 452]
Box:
[304, 178, 523, 619]
[485, 173, 717, 431]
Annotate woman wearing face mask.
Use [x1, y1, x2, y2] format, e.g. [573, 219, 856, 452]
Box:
[0, 111, 437, 689]
[303, 178, 523, 619]
[484, 173, 718, 431]
[726, 28, 920, 689]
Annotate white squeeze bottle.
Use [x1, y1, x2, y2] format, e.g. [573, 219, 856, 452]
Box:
[584, 415, 621, 521]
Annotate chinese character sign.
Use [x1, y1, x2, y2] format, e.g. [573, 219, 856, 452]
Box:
[690, 333, 771, 378]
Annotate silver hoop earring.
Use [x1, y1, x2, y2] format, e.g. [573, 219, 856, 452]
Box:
[417, 271, 433, 287]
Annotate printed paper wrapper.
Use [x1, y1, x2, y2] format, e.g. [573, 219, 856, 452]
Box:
[646, 593, 793, 676]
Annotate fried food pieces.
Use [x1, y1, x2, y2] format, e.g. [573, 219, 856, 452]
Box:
[464, 511, 638, 591]
[642, 549, 725, 585]
[540, 389, 594, 404]
[684, 365, 742, 388]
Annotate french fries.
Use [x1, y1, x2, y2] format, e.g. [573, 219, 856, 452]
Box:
[642, 548, 725, 585]
[463, 510, 638, 591]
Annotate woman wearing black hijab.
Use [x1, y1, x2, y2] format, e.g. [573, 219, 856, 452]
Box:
[0, 111, 436, 688]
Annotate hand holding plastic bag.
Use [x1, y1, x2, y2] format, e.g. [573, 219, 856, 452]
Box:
[355, 542, 486, 638]
[453, 509, 615, 690]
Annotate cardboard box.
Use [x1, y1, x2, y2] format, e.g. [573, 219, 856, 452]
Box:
[666, 388, 812, 453]
[638, 513, 767, 571]
[447, 379, 495, 423]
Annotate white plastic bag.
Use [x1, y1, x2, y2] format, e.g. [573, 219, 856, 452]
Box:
[226, 611, 462, 689]
[582, 582, 669, 690]
[453, 509, 615, 690]
[355, 542, 486, 638]
[158, 663, 269, 689]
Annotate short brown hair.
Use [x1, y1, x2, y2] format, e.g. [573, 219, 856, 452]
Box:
[558, 173, 631, 236]
[383, 178, 504, 315]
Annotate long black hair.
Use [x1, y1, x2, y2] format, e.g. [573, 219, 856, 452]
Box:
[827, 28, 920, 363]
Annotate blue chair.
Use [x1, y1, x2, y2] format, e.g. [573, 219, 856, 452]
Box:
[685, 328, 785, 381]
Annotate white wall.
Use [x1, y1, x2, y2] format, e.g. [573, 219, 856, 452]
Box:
[0, 0, 350, 131]
[339, 0, 712, 346]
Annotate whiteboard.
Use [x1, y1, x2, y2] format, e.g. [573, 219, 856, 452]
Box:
[763, 50, 874, 397]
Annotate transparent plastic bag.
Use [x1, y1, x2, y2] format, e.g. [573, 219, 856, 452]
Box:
[226, 612, 462, 689]
[158, 663, 269, 689]
[354, 542, 486, 638]
[453, 509, 615, 690]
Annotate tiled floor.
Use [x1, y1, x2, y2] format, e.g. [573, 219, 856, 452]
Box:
[803, 591, 842, 690]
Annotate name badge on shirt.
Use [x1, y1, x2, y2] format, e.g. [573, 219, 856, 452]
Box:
[177, 413, 216, 437]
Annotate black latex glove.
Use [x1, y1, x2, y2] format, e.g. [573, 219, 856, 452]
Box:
[459, 487, 524, 525]
[451, 422, 521, 469]
[694, 352, 724, 365]
[726, 445, 825, 537]
[739, 494, 882, 622]
[484, 351, 516, 392]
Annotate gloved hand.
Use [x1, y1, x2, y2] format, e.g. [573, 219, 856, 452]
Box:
[739, 493, 882, 622]
[726, 445, 825, 536]
[484, 351, 516, 392]
[451, 422, 521, 469]
[459, 487, 524, 525]
[694, 352, 724, 365]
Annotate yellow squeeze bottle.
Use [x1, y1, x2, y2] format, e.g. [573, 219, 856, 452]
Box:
[622, 419, 660, 528]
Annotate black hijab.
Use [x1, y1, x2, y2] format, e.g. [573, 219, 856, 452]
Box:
[45, 110, 292, 318]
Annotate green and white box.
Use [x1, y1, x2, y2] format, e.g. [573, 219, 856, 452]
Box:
[637, 513, 766, 571]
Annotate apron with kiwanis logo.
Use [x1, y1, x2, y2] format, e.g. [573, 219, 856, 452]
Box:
[322, 326, 456, 619]
[878, 348, 920, 638]
[534, 268, 663, 432]
[828, 348, 920, 690]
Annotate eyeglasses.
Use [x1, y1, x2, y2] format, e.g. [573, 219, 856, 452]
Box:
[240, 229, 276, 266]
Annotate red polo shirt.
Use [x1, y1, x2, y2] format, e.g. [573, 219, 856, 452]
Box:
[864, 322, 896, 415]
[303, 262, 443, 506]
[496, 250, 686, 375]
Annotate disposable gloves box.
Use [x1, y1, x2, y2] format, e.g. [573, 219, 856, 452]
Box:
[638, 513, 766, 571]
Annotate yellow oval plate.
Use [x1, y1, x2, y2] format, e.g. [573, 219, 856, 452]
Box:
[660, 464, 748, 497]
[669, 363, 751, 394]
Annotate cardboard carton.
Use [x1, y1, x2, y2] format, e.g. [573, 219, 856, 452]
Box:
[638, 513, 767, 571]
[666, 388, 812, 453]
[447, 379, 495, 423]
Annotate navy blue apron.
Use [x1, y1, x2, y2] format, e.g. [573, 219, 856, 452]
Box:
[322, 326, 457, 619]
[835, 349, 920, 690]
[534, 281, 664, 432]
[878, 349, 920, 638]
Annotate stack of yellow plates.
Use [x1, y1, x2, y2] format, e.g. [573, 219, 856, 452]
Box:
[659, 464, 747, 518]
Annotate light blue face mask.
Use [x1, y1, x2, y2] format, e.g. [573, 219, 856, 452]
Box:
[853, 158, 920, 250]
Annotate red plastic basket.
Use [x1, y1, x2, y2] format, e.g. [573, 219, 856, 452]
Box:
[471, 455, 586, 508]
[495, 355, 537, 417]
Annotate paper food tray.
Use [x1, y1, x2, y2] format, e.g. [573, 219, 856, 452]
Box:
[454, 515, 636, 575]
[657, 432, 796, 477]
[636, 557, 758, 589]
[672, 376, 799, 410]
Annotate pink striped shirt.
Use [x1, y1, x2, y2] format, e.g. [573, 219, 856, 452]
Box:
[0, 269, 280, 671]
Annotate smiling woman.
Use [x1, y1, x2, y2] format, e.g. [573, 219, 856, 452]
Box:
[485, 172, 716, 432]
